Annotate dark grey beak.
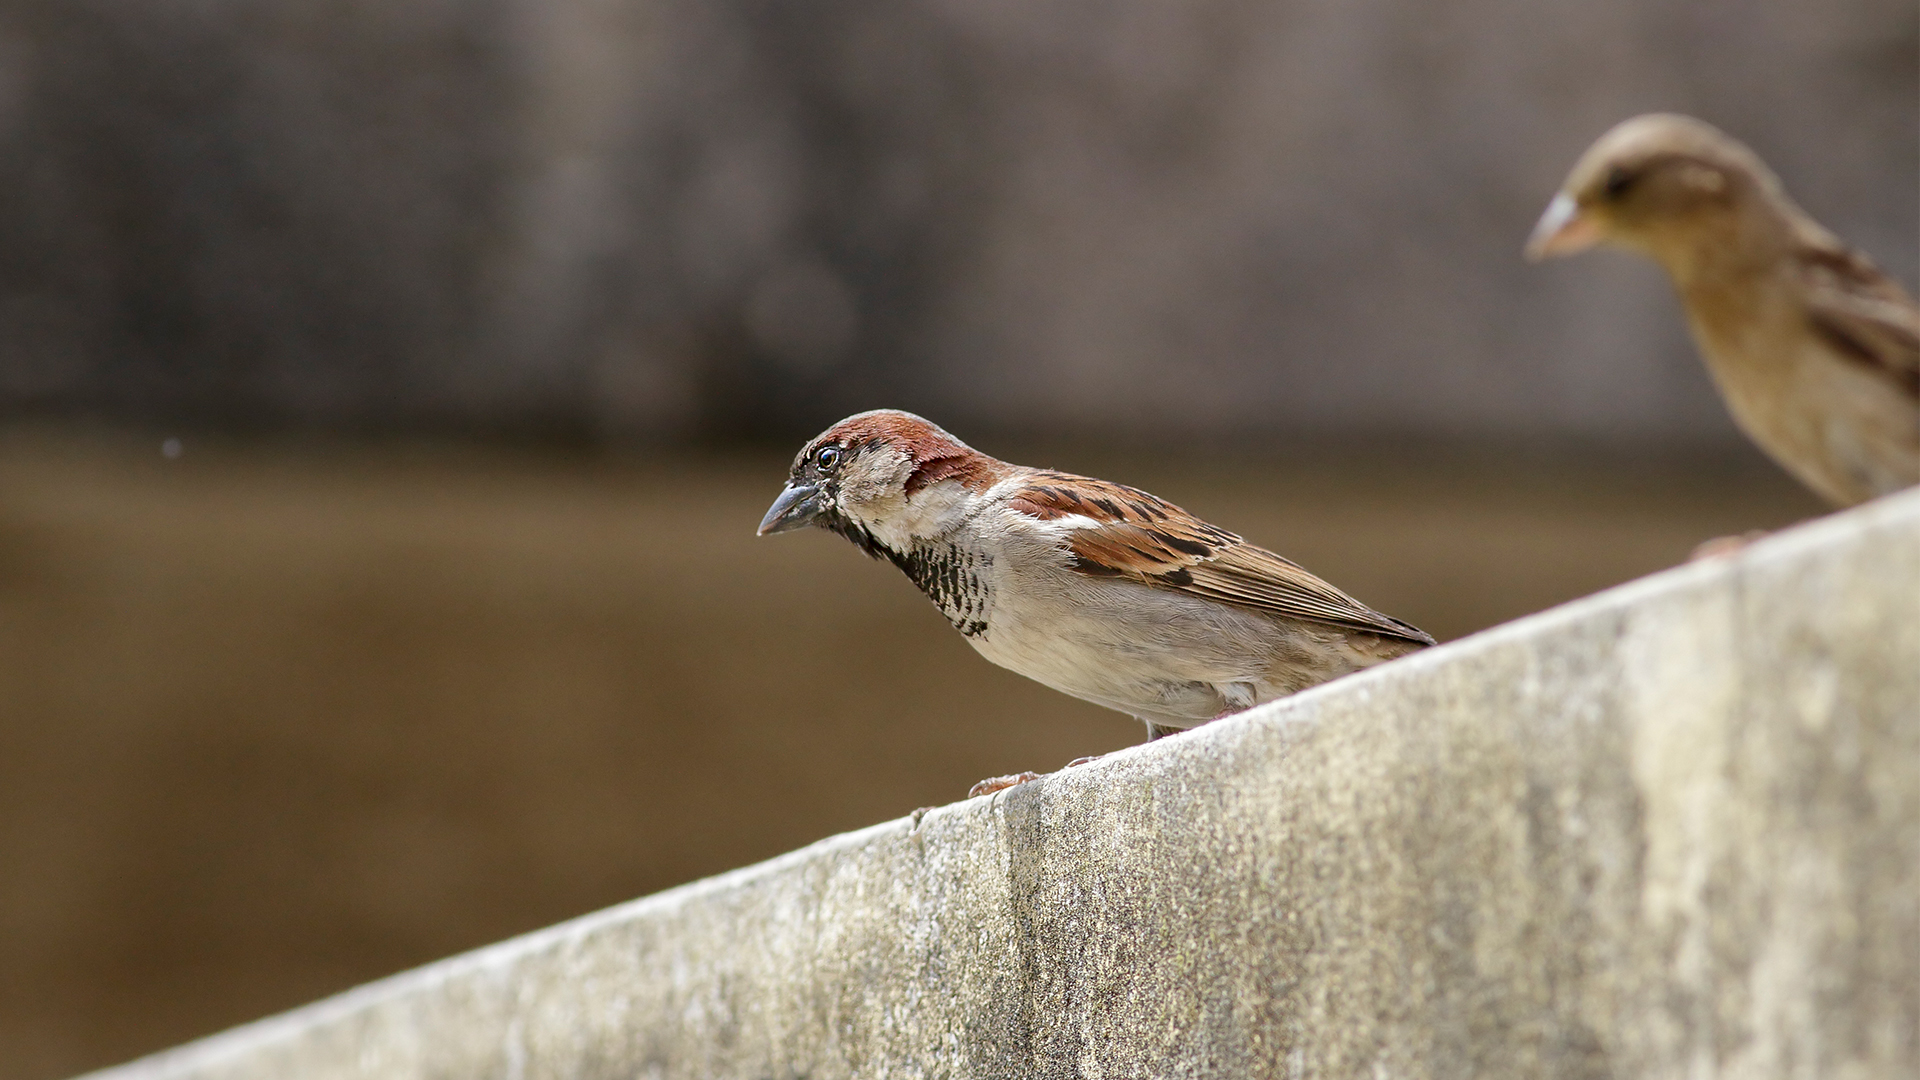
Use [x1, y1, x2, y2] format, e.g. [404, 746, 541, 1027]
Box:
[757, 483, 825, 536]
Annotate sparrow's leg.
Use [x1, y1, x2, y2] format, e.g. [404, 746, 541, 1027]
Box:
[1007, 717, 1203, 788]
[1063, 717, 1174, 769]
[1061, 718, 1190, 771]
[967, 772, 1042, 798]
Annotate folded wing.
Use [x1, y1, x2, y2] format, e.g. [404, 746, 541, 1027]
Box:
[1795, 235, 1920, 401]
[1009, 473, 1435, 645]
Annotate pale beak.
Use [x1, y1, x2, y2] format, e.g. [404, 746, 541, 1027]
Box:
[1525, 193, 1601, 261]
[757, 482, 824, 535]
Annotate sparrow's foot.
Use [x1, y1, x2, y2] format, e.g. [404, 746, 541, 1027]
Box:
[1690, 530, 1768, 561]
[1064, 755, 1104, 768]
[968, 772, 1042, 798]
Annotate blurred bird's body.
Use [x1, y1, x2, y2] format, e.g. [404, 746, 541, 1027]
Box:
[1680, 241, 1919, 506]
[1529, 113, 1920, 508]
[758, 410, 1432, 738]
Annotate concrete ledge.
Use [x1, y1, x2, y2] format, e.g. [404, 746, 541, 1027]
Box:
[88, 491, 1920, 1079]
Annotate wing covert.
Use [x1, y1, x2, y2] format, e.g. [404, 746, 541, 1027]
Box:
[1008, 473, 1434, 645]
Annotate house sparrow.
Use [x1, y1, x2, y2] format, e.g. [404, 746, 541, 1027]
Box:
[1527, 113, 1919, 508]
[758, 410, 1433, 790]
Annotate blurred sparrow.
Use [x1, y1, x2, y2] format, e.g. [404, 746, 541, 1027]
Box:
[1528, 113, 1919, 508]
[758, 410, 1433, 790]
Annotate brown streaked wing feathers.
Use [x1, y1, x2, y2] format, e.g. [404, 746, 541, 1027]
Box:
[1009, 474, 1434, 644]
[1794, 236, 1920, 400]
[1177, 544, 1433, 643]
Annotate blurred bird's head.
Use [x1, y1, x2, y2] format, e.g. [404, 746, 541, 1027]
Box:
[1526, 113, 1794, 282]
[756, 410, 1001, 555]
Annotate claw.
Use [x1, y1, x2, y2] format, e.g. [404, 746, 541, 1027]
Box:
[1690, 530, 1768, 561]
[968, 771, 1042, 798]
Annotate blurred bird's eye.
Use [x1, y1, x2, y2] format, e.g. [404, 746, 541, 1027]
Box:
[816, 446, 841, 471]
[1603, 166, 1638, 199]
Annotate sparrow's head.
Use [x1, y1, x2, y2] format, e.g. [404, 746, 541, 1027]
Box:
[756, 409, 1000, 554]
[1526, 114, 1789, 276]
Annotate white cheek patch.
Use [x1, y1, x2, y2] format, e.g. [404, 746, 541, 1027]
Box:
[902, 481, 971, 529]
[865, 478, 974, 550]
[845, 445, 911, 493]
[837, 445, 917, 546]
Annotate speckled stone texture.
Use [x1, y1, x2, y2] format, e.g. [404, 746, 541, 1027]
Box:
[86, 490, 1920, 1080]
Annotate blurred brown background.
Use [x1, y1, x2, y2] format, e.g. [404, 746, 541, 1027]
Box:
[0, 0, 1910, 1076]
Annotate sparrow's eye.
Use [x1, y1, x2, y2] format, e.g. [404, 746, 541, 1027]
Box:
[1602, 165, 1638, 200]
[816, 446, 842, 471]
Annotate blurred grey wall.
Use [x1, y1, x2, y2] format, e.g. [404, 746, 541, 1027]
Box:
[0, 0, 1912, 442]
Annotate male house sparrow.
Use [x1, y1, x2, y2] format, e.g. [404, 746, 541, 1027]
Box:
[758, 410, 1433, 781]
[1527, 113, 1919, 508]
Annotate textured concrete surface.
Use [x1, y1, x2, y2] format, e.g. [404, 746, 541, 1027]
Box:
[0, 434, 1823, 1080]
[86, 488, 1920, 1080]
